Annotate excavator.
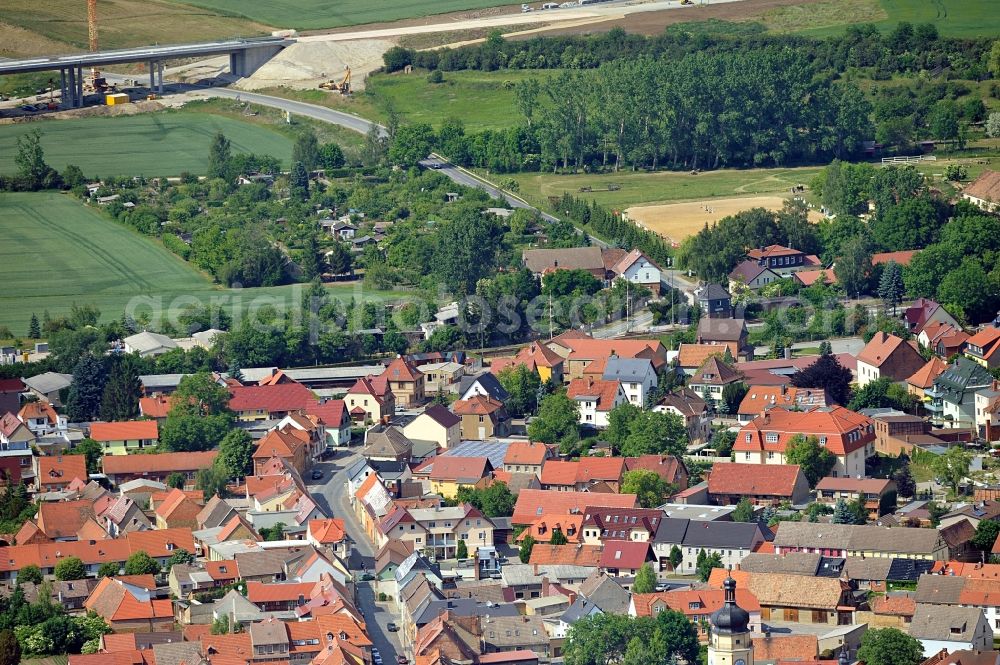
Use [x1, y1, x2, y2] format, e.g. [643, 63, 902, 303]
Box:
[319, 67, 351, 95]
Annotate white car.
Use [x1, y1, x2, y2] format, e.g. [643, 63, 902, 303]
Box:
[373, 648, 383, 665]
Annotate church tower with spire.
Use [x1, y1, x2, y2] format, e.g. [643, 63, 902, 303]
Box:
[708, 576, 754, 665]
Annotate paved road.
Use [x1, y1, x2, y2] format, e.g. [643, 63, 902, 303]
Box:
[308, 452, 405, 665]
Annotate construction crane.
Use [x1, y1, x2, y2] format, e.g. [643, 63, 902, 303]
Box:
[85, 0, 110, 93]
[319, 67, 351, 94]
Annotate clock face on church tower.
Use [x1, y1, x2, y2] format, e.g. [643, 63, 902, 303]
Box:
[735, 658, 746, 665]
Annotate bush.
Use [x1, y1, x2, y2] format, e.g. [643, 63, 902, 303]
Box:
[427, 70, 444, 84]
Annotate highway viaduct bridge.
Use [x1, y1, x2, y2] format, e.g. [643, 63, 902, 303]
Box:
[0, 36, 291, 108]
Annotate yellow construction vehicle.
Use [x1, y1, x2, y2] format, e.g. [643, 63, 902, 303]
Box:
[320, 67, 351, 94]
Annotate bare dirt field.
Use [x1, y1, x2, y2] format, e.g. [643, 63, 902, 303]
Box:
[625, 195, 823, 245]
[514, 0, 825, 37]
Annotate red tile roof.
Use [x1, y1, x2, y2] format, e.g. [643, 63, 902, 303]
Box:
[963, 169, 1000, 201]
[735, 406, 874, 457]
[0, 379, 24, 393]
[708, 462, 805, 498]
[125, 527, 195, 559]
[452, 395, 506, 416]
[794, 269, 836, 287]
[633, 588, 761, 618]
[857, 332, 919, 368]
[36, 500, 97, 540]
[228, 382, 314, 413]
[814, 477, 894, 493]
[155, 488, 201, 523]
[427, 456, 492, 483]
[528, 543, 602, 566]
[512, 489, 638, 525]
[738, 386, 827, 415]
[540, 457, 625, 487]
[871, 594, 916, 616]
[872, 250, 919, 267]
[252, 427, 306, 460]
[84, 577, 173, 621]
[624, 455, 686, 485]
[138, 396, 173, 419]
[247, 580, 316, 603]
[102, 450, 217, 475]
[503, 441, 549, 466]
[967, 327, 1000, 361]
[38, 455, 87, 487]
[382, 356, 423, 382]
[304, 399, 348, 427]
[567, 377, 622, 411]
[677, 343, 732, 369]
[907, 357, 949, 390]
[90, 420, 158, 442]
[18, 400, 59, 425]
[309, 518, 347, 544]
[599, 540, 651, 569]
[517, 515, 584, 544]
[747, 244, 803, 259]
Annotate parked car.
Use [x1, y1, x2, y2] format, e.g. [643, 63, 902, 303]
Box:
[397, 657, 409, 665]
[311, 469, 323, 480]
[373, 648, 382, 665]
[387, 622, 399, 632]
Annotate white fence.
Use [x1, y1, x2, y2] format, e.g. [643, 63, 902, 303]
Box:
[881, 155, 937, 165]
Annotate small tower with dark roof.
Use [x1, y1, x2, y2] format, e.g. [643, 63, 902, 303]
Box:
[708, 576, 753, 665]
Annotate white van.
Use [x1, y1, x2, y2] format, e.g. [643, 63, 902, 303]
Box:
[541, 2, 559, 8]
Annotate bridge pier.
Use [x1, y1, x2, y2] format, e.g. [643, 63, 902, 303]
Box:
[158, 61, 164, 93]
[75, 66, 83, 107]
[229, 44, 283, 78]
[59, 68, 67, 108]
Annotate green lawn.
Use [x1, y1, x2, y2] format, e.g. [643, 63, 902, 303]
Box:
[782, 0, 1000, 37]
[507, 166, 824, 210]
[0, 192, 404, 329]
[165, 0, 514, 30]
[367, 69, 552, 132]
[0, 111, 293, 178]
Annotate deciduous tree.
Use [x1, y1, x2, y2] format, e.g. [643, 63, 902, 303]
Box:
[857, 628, 924, 665]
[633, 563, 657, 594]
[784, 434, 835, 487]
[124, 551, 160, 576]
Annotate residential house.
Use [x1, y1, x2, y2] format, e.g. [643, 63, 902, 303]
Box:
[540, 457, 626, 492]
[676, 343, 734, 376]
[452, 396, 510, 440]
[304, 399, 351, 448]
[90, 421, 159, 455]
[0, 379, 23, 416]
[729, 261, 781, 292]
[22, 499, 100, 542]
[511, 489, 639, 526]
[654, 389, 712, 445]
[697, 318, 751, 360]
[458, 372, 510, 403]
[22, 372, 72, 406]
[689, 356, 743, 405]
[918, 322, 969, 360]
[794, 269, 837, 288]
[380, 356, 426, 408]
[909, 604, 992, 656]
[857, 332, 926, 388]
[632, 588, 762, 640]
[610, 249, 664, 294]
[492, 343, 565, 385]
[102, 451, 217, 488]
[154, 488, 202, 530]
[905, 299, 962, 335]
[599, 540, 654, 577]
[908, 357, 949, 401]
[871, 411, 940, 456]
[502, 441, 551, 477]
[735, 407, 875, 478]
[228, 382, 315, 421]
[121, 331, 177, 357]
[403, 504, 494, 560]
[624, 454, 688, 492]
[361, 426, 413, 464]
[746, 244, 821, 276]
[252, 427, 310, 476]
[36, 454, 87, 492]
[737, 386, 827, 425]
[975, 385, 1000, 443]
[479, 615, 550, 658]
[773, 522, 949, 560]
[100, 496, 152, 537]
[18, 401, 67, 439]
[707, 462, 810, 506]
[418, 362, 466, 396]
[929, 357, 994, 428]
[137, 395, 173, 422]
[650, 518, 767, 574]
[546, 336, 667, 382]
[427, 456, 494, 498]
[694, 284, 733, 319]
[580, 507, 662, 545]
[965, 327, 1000, 370]
[595, 355, 657, 407]
[566, 377, 626, 429]
[168, 559, 238, 598]
[522, 246, 607, 281]
[961, 170, 1000, 212]
[306, 518, 350, 560]
[939, 501, 1000, 530]
[0, 412, 35, 487]
[712, 569, 855, 625]
[84, 576, 173, 632]
[403, 404, 461, 450]
[345, 376, 394, 424]
[814, 477, 897, 519]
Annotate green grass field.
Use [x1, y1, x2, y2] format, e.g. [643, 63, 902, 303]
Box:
[508, 166, 824, 210]
[165, 0, 513, 30]
[366, 69, 551, 132]
[779, 0, 1000, 37]
[0, 192, 403, 329]
[0, 111, 294, 178]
